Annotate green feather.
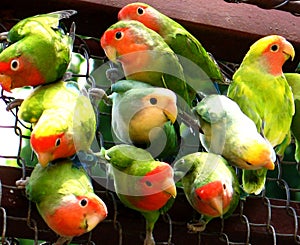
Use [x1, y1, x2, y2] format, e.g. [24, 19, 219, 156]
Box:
[285, 73, 300, 162]
[26, 159, 93, 213]
[0, 10, 76, 89]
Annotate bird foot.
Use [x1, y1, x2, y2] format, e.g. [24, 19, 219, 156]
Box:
[187, 220, 207, 233]
[15, 177, 30, 189]
[54, 236, 72, 245]
[88, 87, 112, 105]
[106, 66, 122, 84]
[0, 31, 8, 41]
[6, 99, 24, 111]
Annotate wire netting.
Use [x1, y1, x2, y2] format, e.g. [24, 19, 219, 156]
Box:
[0, 13, 300, 245]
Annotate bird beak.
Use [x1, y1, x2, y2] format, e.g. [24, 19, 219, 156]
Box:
[264, 160, 275, 170]
[209, 196, 224, 216]
[0, 74, 12, 92]
[86, 197, 108, 232]
[164, 102, 178, 124]
[165, 183, 177, 198]
[37, 152, 53, 167]
[104, 46, 118, 63]
[283, 39, 295, 61]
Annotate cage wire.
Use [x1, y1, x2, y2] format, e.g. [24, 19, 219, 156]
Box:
[0, 16, 300, 245]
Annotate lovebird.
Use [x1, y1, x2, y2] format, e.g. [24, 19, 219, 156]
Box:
[18, 81, 96, 167]
[285, 73, 300, 162]
[100, 20, 193, 108]
[118, 2, 226, 94]
[101, 144, 177, 245]
[174, 152, 240, 231]
[23, 159, 107, 244]
[0, 10, 76, 92]
[194, 94, 275, 171]
[227, 35, 295, 194]
[108, 79, 179, 159]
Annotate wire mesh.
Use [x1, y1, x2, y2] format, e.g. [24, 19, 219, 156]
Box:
[0, 13, 299, 245]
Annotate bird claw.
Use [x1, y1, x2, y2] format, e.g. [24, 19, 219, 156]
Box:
[15, 177, 30, 189]
[6, 99, 24, 111]
[187, 220, 207, 233]
[88, 87, 112, 105]
[106, 66, 122, 84]
[0, 31, 8, 41]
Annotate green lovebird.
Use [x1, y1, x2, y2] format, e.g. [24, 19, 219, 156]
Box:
[118, 2, 225, 95]
[227, 35, 295, 194]
[0, 10, 76, 92]
[108, 79, 179, 159]
[100, 20, 193, 108]
[193, 94, 275, 171]
[18, 81, 96, 167]
[174, 152, 240, 231]
[284, 73, 300, 162]
[24, 159, 107, 244]
[102, 144, 177, 245]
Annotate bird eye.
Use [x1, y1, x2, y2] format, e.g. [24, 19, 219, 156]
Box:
[55, 138, 61, 147]
[10, 59, 20, 71]
[79, 198, 88, 207]
[137, 7, 145, 15]
[150, 97, 157, 105]
[145, 180, 152, 187]
[270, 44, 279, 52]
[223, 184, 226, 190]
[115, 31, 123, 40]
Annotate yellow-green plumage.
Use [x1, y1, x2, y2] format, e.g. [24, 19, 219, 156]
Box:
[18, 81, 96, 166]
[227, 35, 295, 194]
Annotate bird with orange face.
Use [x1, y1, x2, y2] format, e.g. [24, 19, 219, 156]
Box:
[117, 2, 226, 94]
[0, 10, 76, 92]
[24, 158, 107, 244]
[101, 144, 177, 245]
[18, 81, 96, 167]
[100, 19, 193, 108]
[174, 152, 240, 231]
[227, 35, 295, 194]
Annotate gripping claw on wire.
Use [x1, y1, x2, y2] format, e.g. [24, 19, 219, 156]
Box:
[6, 99, 24, 111]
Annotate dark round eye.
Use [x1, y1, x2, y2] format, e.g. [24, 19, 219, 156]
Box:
[137, 7, 144, 15]
[150, 97, 157, 105]
[223, 184, 226, 190]
[115, 31, 123, 40]
[145, 180, 152, 187]
[55, 138, 61, 147]
[10, 59, 19, 71]
[80, 198, 88, 207]
[270, 44, 279, 52]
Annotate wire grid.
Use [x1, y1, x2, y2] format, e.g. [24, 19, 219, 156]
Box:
[0, 21, 299, 245]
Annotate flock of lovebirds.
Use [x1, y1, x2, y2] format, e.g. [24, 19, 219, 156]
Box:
[0, 2, 299, 245]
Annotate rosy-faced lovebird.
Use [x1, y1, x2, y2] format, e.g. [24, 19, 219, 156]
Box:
[25, 159, 107, 244]
[0, 10, 76, 92]
[18, 81, 96, 167]
[194, 94, 275, 171]
[227, 35, 295, 194]
[109, 79, 179, 159]
[284, 73, 300, 162]
[100, 20, 193, 107]
[118, 2, 226, 94]
[102, 144, 177, 245]
[174, 152, 240, 231]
